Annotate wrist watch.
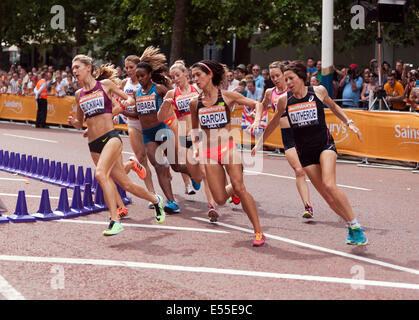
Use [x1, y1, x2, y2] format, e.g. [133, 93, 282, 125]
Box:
[346, 119, 354, 126]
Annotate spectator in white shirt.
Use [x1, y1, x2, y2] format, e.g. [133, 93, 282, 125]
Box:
[55, 74, 67, 97]
[9, 73, 20, 94]
[227, 70, 239, 91]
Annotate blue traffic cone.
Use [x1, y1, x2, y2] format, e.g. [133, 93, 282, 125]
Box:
[65, 185, 83, 218]
[17, 154, 26, 175]
[28, 156, 38, 178]
[81, 183, 96, 215]
[43, 160, 55, 183]
[116, 183, 132, 205]
[31, 189, 62, 221]
[33, 158, 44, 180]
[63, 164, 76, 189]
[84, 167, 92, 189]
[7, 190, 36, 223]
[91, 174, 98, 194]
[0, 150, 3, 170]
[51, 161, 62, 185]
[24, 155, 32, 176]
[1, 151, 9, 171]
[58, 163, 68, 186]
[40, 159, 49, 180]
[11, 153, 20, 174]
[53, 187, 72, 217]
[94, 183, 107, 212]
[76, 166, 84, 190]
[0, 214, 8, 224]
[5, 152, 15, 173]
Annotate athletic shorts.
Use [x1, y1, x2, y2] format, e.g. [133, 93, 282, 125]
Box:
[142, 122, 173, 145]
[164, 115, 177, 127]
[281, 127, 295, 151]
[296, 140, 337, 168]
[203, 139, 235, 165]
[179, 132, 203, 149]
[127, 119, 142, 131]
[88, 130, 122, 154]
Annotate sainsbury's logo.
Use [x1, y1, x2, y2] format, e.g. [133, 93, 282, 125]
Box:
[327, 121, 348, 143]
[4, 100, 23, 113]
[395, 125, 419, 145]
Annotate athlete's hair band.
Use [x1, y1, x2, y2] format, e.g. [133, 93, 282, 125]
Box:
[198, 62, 212, 74]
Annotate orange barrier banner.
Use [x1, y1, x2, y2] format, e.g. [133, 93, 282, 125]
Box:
[231, 105, 419, 162]
[1, 96, 417, 162]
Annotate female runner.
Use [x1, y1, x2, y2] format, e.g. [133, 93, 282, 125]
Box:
[252, 60, 367, 246]
[189, 60, 265, 246]
[68, 55, 165, 236]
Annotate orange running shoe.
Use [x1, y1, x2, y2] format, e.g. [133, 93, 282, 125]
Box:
[117, 207, 129, 219]
[252, 232, 266, 247]
[129, 156, 146, 180]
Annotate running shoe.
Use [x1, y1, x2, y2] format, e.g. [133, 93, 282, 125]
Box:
[252, 232, 266, 247]
[346, 227, 356, 245]
[302, 204, 314, 219]
[208, 205, 219, 223]
[129, 156, 146, 180]
[228, 196, 233, 203]
[190, 178, 201, 191]
[164, 200, 180, 214]
[352, 226, 368, 246]
[103, 220, 123, 236]
[153, 194, 165, 224]
[117, 207, 129, 219]
[185, 185, 196, 195]
[231, 194, 241, 205]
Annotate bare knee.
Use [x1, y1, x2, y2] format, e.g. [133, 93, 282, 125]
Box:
[294, 167, 306, 178]
[214, 194, 228, 206]
[232, 182, 247, 197]
[95, 168, 108, 184]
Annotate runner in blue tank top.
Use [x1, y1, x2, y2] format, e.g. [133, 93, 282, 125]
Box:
[116, 47, 195, 215]
[251, 60, 368, 246]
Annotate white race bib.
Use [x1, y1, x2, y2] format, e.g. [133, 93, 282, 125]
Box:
[288, 101, 318, 127]
[79, 91, 105, 117]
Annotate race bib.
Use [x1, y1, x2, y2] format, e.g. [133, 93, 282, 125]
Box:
[176, 92, 198, 114]
[136, 94, 157, 115]
[79, 90, 105, 117]
[288, 101, 318, 127]
[198, 105, 228, 129]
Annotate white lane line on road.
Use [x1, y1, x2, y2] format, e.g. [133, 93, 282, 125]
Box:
[244, 170, 372, 191]
[0, 274, 25, 300]
[0, 254, 417, 291]
[57, 218, 229, 234]
[0, 192, 61, 200]
[192, 217, 419, 276]
[3, 133, 58, 144]
[0, 177, 29, 182]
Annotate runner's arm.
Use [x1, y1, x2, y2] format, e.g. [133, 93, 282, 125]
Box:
[157, 89, 176, 122]
[316, 85, 363, 142]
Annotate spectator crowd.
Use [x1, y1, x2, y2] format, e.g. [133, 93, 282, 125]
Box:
[0, 57, 418, 112]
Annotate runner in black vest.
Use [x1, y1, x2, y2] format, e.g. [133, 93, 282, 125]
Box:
[251, 60, 367, 246]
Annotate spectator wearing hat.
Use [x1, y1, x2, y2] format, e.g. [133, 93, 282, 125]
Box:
[235, 64, 247, 82]
[339, 63, 363, 108]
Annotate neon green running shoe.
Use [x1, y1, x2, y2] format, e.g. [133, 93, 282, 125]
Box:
[103, 220, 123, 236]
[153, 194, 166, 224]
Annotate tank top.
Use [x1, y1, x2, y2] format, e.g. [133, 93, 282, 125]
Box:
[123, 78, 142, 113]
[197, 89, 230, 130]
[173, 85, 199, 118]
[135, 83, 162, 115]
[271, 87, 289, 117]
[286, 86, 329, 147]
[79, 81, 113, 119]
